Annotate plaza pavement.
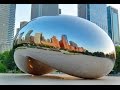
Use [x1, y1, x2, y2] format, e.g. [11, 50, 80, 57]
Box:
[0, 73, 120, 85]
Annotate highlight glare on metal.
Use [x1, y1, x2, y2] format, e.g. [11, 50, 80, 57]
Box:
[13, 15, 116, 79]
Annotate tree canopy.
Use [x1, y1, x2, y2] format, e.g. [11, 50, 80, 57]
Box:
[113, 46, 120, 73]
[0, 49, 22, 73]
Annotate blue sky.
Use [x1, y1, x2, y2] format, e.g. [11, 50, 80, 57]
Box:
[15, 4, 120, 35]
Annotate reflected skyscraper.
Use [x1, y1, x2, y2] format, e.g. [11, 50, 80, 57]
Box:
[62, 35, 68, 43]
[78, 4, 108, 34]
[25, 30, 33, 43]
[34, 33, 42, 44]
[107, 6, 120, 45]
[0, 4, 16, 52]
[31, 4, 59, 20]
[69, 41, 78, 47]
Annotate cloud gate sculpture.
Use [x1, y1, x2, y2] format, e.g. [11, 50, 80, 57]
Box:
[13, 15, 116, 79]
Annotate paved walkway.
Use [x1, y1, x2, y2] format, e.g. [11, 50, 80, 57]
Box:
[0, 73, 120, 85]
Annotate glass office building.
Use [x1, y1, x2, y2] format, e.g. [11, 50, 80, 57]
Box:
[0, 4, 16, 52]
[107, 6, 119, 45]
[31, 4, 59, 20]
[78, 4, 108, 34]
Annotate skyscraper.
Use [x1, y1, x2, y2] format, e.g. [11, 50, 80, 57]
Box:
[31, 4, 59, 20]
[15, 21, 28, 41]
[78, 4, 108, 34]
[107, 6, 120, 45]
[0, 4, 16, 52]
[59, 8, 61, 14]
[20, 21, 28, 29]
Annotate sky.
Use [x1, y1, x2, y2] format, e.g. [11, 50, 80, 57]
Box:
[14, 4, 120, 35]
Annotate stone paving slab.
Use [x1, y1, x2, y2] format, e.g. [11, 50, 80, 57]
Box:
[0, 73, 120, 85]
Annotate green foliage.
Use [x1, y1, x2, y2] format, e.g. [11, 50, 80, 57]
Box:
[2, 50, 15, 70]
[0, 53, 3, 61]
[113, 46, 120, 73]
[0, 49, 22, 73]
[0, 62, 7, 73]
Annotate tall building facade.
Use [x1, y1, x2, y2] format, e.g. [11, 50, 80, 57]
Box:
[20, 21, 28, 29]
[0, 4, 16, 52]
[31, 4, 59, 20]
[59, 8, 61, 14]
[107, 6, 120, 45]
[78, 4, 108, 34]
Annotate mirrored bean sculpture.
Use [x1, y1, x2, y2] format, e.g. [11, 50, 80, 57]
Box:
[13, 15, 116, 79]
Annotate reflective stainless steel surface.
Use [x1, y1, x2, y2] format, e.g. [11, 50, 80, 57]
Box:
[13, 15, 116, 79]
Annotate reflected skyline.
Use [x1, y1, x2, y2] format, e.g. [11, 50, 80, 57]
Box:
[15, 31, 115, 60]
[14, 15, 115, 55]
[16, 32, 86, 53]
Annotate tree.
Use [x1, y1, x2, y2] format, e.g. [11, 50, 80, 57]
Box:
[1, 49, 20, 72]
[2, 51, 14, 70]
[0, 53, 4, 61]
[113, 46, 120, 73]
[0, 62, 7, 73]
